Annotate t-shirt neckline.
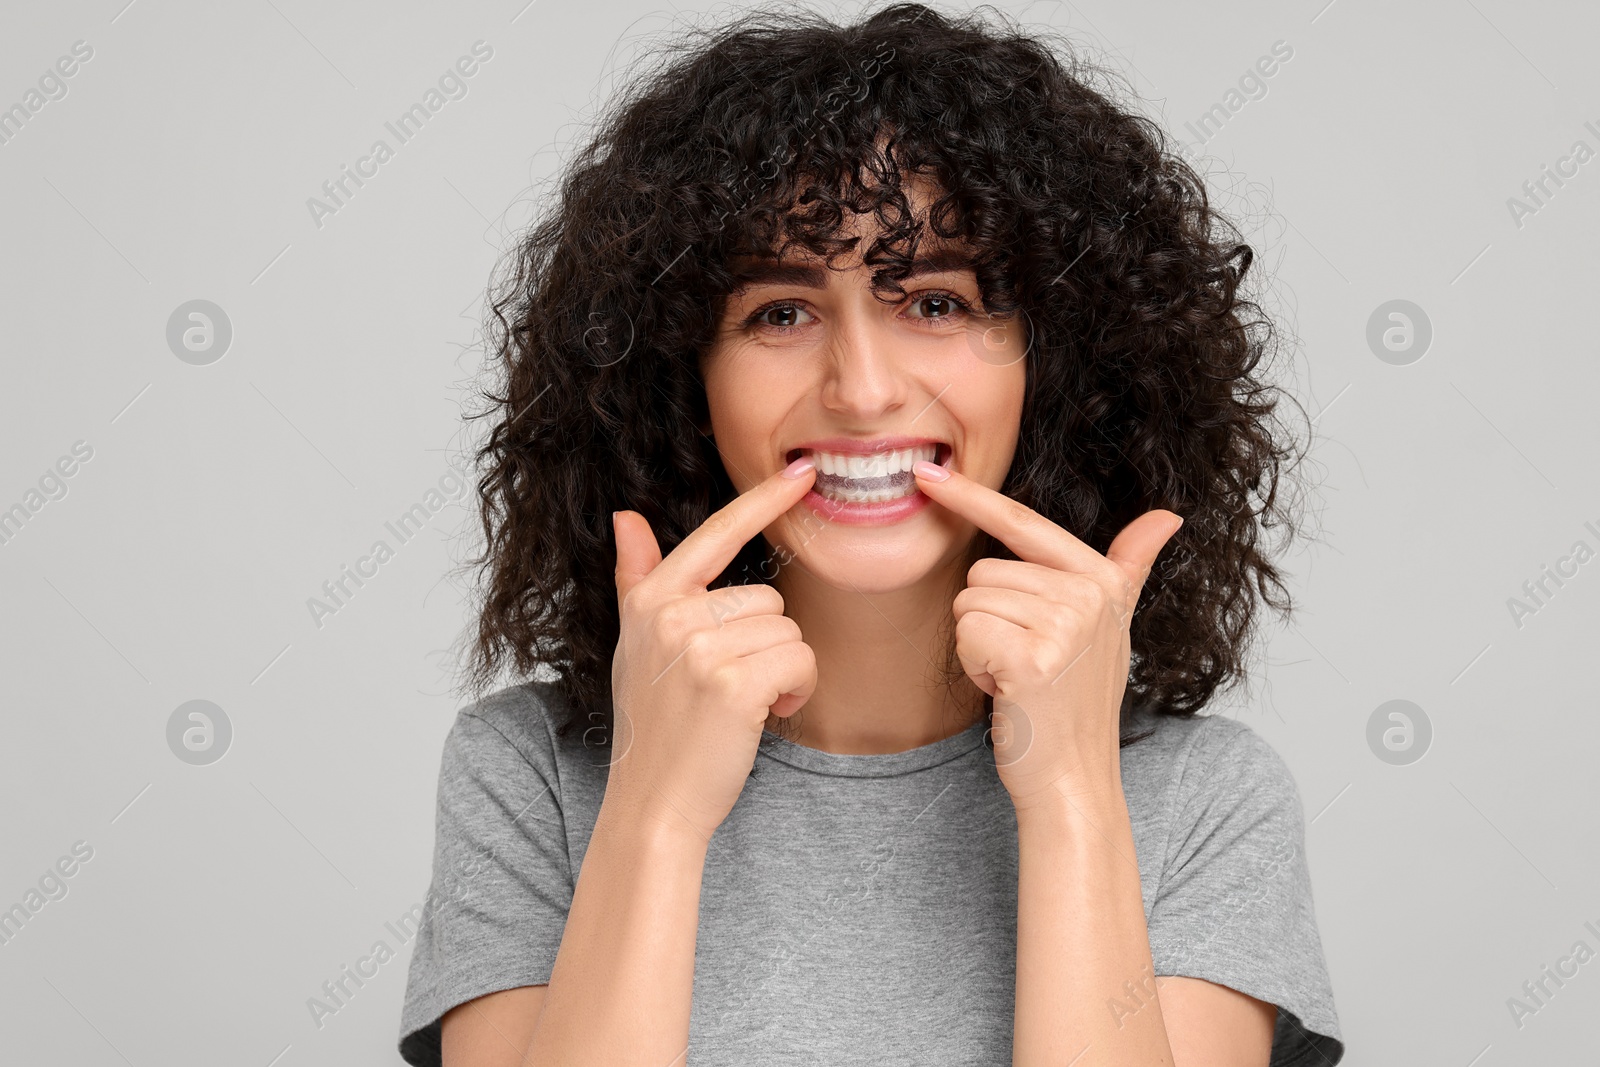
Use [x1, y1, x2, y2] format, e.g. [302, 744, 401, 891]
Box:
[756, 716, 991, 778]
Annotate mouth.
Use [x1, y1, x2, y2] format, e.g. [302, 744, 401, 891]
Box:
[784, 442, 953, 505]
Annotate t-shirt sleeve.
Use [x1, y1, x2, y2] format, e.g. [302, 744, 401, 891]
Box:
[397, 704, 575, 1067]
[1146, 715, 1345, 1067]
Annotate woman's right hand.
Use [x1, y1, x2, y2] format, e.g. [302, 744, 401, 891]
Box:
[606, 458, 820, 842]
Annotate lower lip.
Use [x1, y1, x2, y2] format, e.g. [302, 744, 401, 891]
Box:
[799, 483, 933, 526]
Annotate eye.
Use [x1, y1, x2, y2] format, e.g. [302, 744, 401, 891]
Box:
[742, 301, 815, 332]
[738, 290, 976, 335]
[905, 290, 974, 322]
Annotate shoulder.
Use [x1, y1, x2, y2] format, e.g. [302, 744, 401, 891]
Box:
[1174, 713, 1304, 826]
[454, 677, 560, 735]
[1119, 707, 1309, 887]
[434, 680, 585, 789]
[1124, 707, 1303, 816]
[1129, 712, 1344, 1060]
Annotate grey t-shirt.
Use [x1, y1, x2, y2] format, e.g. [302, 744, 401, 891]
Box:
[397, 681, 1344, 1066]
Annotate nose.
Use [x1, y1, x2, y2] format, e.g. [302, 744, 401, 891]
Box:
[818, 301, 912, 420]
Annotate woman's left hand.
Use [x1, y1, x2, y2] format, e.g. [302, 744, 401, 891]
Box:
[912, 460, 1183, 813]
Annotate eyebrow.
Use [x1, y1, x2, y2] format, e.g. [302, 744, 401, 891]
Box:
[727, 247, 978, 291]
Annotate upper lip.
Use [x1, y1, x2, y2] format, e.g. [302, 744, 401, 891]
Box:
[786, 436, 950, 462]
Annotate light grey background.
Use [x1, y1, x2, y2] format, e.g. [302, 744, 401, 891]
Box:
[1, 0, 1596, 1063]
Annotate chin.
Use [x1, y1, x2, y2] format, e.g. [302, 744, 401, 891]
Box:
[780, 527, 959, 595]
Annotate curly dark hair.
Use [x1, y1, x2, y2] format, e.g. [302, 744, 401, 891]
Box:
[453, 2, 1313, 751]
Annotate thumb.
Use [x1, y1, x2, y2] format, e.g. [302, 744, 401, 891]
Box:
[1106, 510, 1184, 602]
[613, 510, 663, 608]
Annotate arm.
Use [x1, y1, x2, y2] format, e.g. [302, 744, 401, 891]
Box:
[441, 985, 548, 1066]
[512, 790, 710, 1067]
[438, 789, 707, 1067]
[904, 460, 1282, 1063]
[1011, 781, 1275, 1067]
[442, 461, 817, 1065]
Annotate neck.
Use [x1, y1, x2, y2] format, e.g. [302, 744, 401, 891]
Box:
[764, 548, 987, 755]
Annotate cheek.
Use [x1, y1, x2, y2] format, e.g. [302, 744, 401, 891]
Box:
[703, 347, 785, 410]
[699, 355, 757, 434]
[701, 354, 806, 458]
[954, 360, 1025, 431]
[945, 360, 1025, 483]
[955, 318, 1026, 389]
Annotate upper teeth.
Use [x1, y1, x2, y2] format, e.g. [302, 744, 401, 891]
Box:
[803, 444, 940, 478]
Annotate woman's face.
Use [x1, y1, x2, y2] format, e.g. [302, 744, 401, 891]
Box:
[698, 203, 1028, 596]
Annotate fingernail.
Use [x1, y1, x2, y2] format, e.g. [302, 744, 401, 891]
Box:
[782, 456, 815, 479]
[912, 460, 949, 482]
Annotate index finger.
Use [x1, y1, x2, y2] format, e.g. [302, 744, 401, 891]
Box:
[653, 456, 817, 592]
[912, 460, 1101, 573]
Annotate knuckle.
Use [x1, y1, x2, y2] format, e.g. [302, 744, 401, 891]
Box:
[747, 583, 784, 616]
[1003, 500, 1037, 528]
[704, 587, 746, 627]
[1055, 602, 1089, 639]
[619, 583, 648, 619]
[706, 660, 743, 698]
[656, 599, 696, 642]
[681, 627, 716, 665]
[1067, 575, 1109, 614]
[703, 509, 736, 539]
[791, 631, 817, 658]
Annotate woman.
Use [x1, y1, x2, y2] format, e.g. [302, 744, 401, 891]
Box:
[398, 4, 1344, 1065]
